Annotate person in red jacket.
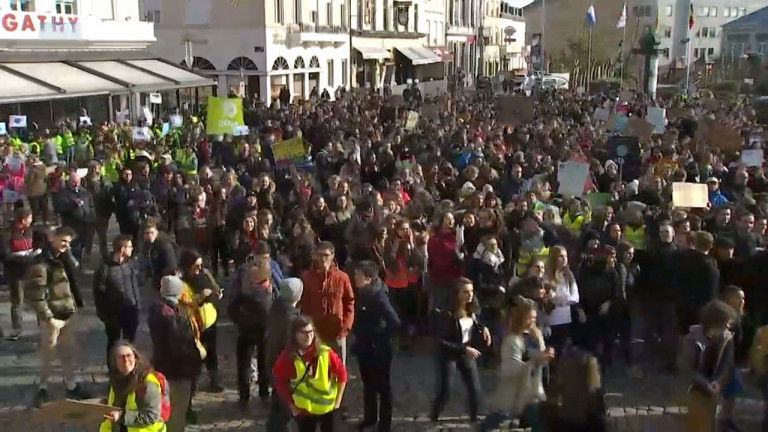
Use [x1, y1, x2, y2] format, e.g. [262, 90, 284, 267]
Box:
[272, 315, 348, 431]
[427, 212, 464, 310]
[301, 241, 355, 364]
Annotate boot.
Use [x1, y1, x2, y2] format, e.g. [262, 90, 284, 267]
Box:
[209, 371, 224, 393]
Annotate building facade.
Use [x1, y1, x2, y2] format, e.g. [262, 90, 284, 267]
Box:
[721, 5, 768, 59]
[628, 0, 764, 66]
[144, 0, 351, 102]
[446, 0, 480, 84]
[350, 0, 449, 90]
[0, 0, 211, 124]
[481, 0, 527, 76]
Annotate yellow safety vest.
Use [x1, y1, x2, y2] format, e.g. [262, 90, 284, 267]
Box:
[516, 244, 550, 276]
[291, 345, 339, 415]
[563, 212, 585, 234]
[104, 159, 121, 183]
[624, 225, 647, 251]
[10, 136, 22, 149]
[54, 136, 64, 154]
[62, 131, 75, 150]
[99, 373, 166, 432]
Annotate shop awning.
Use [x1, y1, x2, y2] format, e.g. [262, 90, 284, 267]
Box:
[354, 46, 391, 60]
[396, 47, 442, 66]
[0, 51, 215, 104]
[429, 46, 454, 63]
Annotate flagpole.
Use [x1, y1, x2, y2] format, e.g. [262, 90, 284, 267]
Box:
[685, 1, 693, 95]
[620, 24, 627, 90]
[588, 26, 593, 86]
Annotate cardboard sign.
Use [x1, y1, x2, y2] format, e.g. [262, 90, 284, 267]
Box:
[421, 103, 440, 121]
[272, 137, 307, 162]
[405, 111, 419, 130]
[672, 182, 708, 208]
[32, 399, 116, 426]
[233, 125, 250, 136]
[9, 115, 26, 128]
[741, 149, 764, 167]
[700, 121, 743, 152]
[496, 95, 535, 125]
[625, 117, 655, 141]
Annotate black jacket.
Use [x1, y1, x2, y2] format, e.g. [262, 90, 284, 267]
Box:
[576, 263, 621, 316]
[227, 270, 276, 332]
[265, 298, 300, 370]
[93, 256, 142, 322]
[54, 185, 96, 230]
[82, 174, 114, 219]
[113, 180, 142, 225]
[145, 235, 178, 289]
[671, 249, 720, 308]
[351, 278, 401, 359]
[433, 307, 487, 360]
[147, 299, 202, 380]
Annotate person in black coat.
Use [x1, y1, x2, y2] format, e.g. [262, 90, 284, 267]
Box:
[53, 169, 96, 262]
[142, 220, 178, 290]
[352, 261, 401, 432]
[430, 277, 492, 425]
[93, 235, 142, 363]
[671, 231, 720, 333]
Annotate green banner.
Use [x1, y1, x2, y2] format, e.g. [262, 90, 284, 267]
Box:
[206, 96, 244, 134]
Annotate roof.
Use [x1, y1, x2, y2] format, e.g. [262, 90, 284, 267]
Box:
[722, 5, 768, 32]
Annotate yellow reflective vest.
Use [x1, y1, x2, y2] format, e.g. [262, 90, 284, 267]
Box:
[563, 212, 586, 234]
[99, 372, 166, 432]
[624, 225, 647, 251]
[291, 345, 340, 415]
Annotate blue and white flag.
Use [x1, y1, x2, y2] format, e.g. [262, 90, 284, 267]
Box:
[587, 4, 597, 26]
[617, 3, 627, 28]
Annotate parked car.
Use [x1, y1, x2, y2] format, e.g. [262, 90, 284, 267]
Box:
[540, 75, 569, 90]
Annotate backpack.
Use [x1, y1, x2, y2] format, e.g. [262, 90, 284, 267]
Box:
[137, 371, 172, 422]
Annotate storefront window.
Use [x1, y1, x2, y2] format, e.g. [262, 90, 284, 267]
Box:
[10, 0, 33, 11]
[55, 0, 76, 14]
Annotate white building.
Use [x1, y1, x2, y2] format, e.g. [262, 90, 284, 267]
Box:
[145, 0, 351, 103]
[0, 0, 211, 124]
[482, 0, 527, 76]
[629, 0, 765, 66]
[447, 0, 481, 84]
[350, 0, 449, 90]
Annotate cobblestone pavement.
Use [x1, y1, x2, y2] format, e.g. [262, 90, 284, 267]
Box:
[0, 240, 764, 431]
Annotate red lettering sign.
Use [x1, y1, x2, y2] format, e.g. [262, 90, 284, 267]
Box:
[21, 15, 34, 31]
[3, 14, 17, 32]
[0, 12, 77, 33]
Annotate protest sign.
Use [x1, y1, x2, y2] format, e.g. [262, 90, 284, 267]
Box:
[496, 95, 534, 125]
[672, 182, 708, 208]
[557, 161, 590, 198]
[421, 103, 440, 121]
[625, 117, 655, 141]
[272, 137, 307, 166]
[741, 149, 764, 167]
[132, 126, 150, 142]
[206, 97, 244, 134]
[32, 399, 116, 426]
[647, 107, 666, 134]
[405, 111, 419, 130]
[593, 107, 610, 122]
[586, 192, 613, 209]
[9, 115, 27, 128]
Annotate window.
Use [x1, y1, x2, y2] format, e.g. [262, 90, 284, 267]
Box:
[698, 6, 708, 17]
[145, 10, 161, 22]
[10, 0, 33, 11]
[709, 7, 717, 17]
[710, 27, 717, 38]
[694, 48, 700, 57]
[663, 26, 671, 38]
[275, 0, 284, 24]
[340, 4, 346, 28]
[55, 0, 76, 14]
[327, 60, 334, 86]
[723, 8, 730, 17]
[642, 6, 651, 16]
[326, 2, 332, 25]
[310, 10, 317, 23]
[294, 0, 300, 23]
[632, 6, 638, 16]
[731, 7, 739, 17]
[741, 8, 747, 17]
[707, 47, 714, 56]
[341, 59, 347, 86]
[664, 5, 672, 16]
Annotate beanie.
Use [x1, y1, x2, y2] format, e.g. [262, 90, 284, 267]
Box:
[160, 275, 184, 303]
[279, 278, 304, 303]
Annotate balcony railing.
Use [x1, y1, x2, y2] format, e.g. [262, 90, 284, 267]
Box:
[285, 23, 348, 45]
[287, 23, 348, 34]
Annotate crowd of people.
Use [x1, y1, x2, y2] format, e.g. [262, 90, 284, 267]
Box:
[2, 84, 768, 432]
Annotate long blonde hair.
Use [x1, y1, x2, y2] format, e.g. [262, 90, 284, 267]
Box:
[544, 245, 575, 286]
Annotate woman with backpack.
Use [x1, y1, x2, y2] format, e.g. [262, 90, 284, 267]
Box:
[100, 341, 169, 432]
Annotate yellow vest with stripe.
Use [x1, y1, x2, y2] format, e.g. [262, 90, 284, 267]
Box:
[291, 345, 340, 415]
[54, 136, 64, 154]
[563, 212, 586, 234]
[62, 131, 75, 150]
[29, 141, 40, 155]
[104, 158, 121, 183]
[99, 372, 166, 432]
[624, 225, 647, 251]
[516, 244, 550, 276]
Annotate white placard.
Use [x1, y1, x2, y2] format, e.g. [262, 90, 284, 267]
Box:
[79, 116, 92, 126]
[170, 114, 183, 128]
[9, 115, 27, 128]
[647, 107, 667, 134]
[233, 125, 250, 136]
[132, 126, 151, 142]
[76, 168, 88, 178]
[742, 149, 764, 167]
[142, 106, 153, 125]
[557, 161, 590, 198]
[593, 107, 610, 121]
[149, 93, 163, 104]
[0, 122, 7, 135]
[116, 110, 129, 124]
[672, 182, 708, 208]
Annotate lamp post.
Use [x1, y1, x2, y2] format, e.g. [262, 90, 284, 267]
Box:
[634, 28, 660, 98]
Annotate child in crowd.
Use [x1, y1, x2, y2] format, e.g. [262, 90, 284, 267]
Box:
[721, 286, 749, 432]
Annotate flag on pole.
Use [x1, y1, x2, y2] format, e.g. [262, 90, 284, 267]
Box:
[617, 3, 627, 28]
[587, 4, 597, 26]
[688, 2, 695, 30]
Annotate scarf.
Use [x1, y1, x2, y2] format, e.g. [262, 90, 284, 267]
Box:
[473, 242, 505, 268]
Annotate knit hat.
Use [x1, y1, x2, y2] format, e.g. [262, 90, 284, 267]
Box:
[160, 275, 184, 303]
[278, 278, 304, 303]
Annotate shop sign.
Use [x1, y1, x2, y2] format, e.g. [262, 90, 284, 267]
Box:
[0, 12, 81, 40]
